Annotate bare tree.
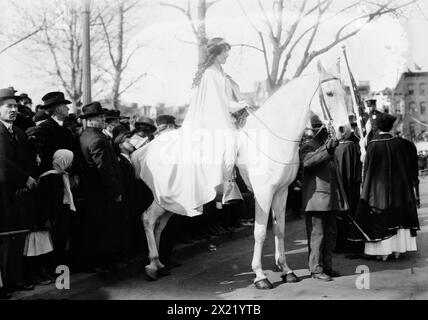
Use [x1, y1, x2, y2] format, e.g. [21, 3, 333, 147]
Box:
[237, 0, 419, 94]
[0, 23, 47, 55]
[10, 0, 108, 112]
[98, 0, 147, 109]
[159, 0, 223, 65]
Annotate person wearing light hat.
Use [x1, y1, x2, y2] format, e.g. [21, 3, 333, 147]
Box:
[348, 112, 420, 261]
[79, 101, 123, 273]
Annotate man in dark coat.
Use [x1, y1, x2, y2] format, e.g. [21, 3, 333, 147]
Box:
[334, 130, 363, 255]
[15, 93, 35, 132]
[113, 131, 138, 263]
[348, 113, 420, 244]
[30, 91, 78, 175]
[0, 88, 38, 297]
[300, 115, 349, 281]
[79, 102, 123, 273]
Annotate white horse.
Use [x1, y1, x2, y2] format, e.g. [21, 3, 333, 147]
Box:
[133, 61, 351, 288]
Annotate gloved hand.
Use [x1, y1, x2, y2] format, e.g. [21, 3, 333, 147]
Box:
[326, 137, 339, 154]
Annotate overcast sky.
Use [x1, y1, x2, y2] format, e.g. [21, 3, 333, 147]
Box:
[1, 0, 428, 107]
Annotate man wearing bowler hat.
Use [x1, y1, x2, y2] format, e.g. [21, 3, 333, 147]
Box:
[103, 109, 125, 141]
[31, 91, 77, 175]
[0, 88, 38, 298]
[79, 102, 123, 273]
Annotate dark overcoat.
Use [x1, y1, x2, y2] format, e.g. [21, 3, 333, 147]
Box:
[31, 117, 78, 174]
[349, 133, 420, 242]
[300, 134, 349, 213]
[0, 122, 37, 233]
[334, 140, 362, 215]
[79, 127, 123, 264]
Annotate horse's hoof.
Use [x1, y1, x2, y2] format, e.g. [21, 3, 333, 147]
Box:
[281, 272, 300, 283]
[254, 278, 273, 290]
[145, 267, 158, 281]
[157, 267, 171, 277]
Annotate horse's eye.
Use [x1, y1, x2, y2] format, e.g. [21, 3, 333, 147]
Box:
[326, 91, 334, 97]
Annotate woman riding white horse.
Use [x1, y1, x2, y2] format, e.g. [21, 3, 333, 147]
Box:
[131, 38, 249, 279]
[132, 37, 351, 287]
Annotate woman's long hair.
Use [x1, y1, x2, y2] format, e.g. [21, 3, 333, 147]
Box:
[191, 38, 231, 88]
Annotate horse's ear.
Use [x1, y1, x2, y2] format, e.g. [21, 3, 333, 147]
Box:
[317, 60, 326, 75]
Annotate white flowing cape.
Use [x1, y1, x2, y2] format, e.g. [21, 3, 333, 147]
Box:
[131, 66, 242, 216]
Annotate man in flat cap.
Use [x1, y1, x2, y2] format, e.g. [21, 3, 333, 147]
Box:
[112, 131, 138, 263]
[348, 112, 420, 260]
[79, 102, 123, 273]
[155, 114, 179, 137]
[365, 98, 381, 143]
[300, 114, 349, 282]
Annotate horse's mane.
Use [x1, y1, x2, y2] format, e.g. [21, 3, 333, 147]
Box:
[245, 73, 319, 142]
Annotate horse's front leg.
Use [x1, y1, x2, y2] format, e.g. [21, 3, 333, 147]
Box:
[251, 189, 274, 289]
[142, 201, 166, 280]
[154, 211, 173, 271]
[271, 187, 299, 283]
[271, 187, 289, 272]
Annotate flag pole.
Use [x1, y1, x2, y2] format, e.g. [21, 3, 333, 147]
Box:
[342, 45, 365, 140]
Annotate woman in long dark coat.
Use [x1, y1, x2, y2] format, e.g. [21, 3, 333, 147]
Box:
[348, 113, 420, 260]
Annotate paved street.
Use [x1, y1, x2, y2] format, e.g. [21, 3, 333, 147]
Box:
[16, 179, 428, 300]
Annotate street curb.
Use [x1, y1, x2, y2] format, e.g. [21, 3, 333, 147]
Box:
[13, 211, 299, 300]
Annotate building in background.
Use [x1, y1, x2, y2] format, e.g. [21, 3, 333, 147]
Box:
[344, 81, 371, 115]
[391, 71, 428, 140]
[372, 88, 393, 114]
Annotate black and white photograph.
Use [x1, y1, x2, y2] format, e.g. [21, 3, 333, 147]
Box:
[1, 0, 428, 307]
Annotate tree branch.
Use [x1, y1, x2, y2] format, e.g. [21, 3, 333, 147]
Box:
[119, 72, 148, 95]
[257, 0, 275, 41]
[231, 43, 264, 53]
[207, 0, 223, 9]
[99, 15, 117, 67]
[236, 0, 271, 83]
[121, 45, 143, 72]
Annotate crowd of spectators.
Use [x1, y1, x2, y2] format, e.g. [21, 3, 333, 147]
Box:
[0, 87, 263, 300]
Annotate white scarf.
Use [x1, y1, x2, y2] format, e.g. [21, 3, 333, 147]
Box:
[38, 149, 76, 212]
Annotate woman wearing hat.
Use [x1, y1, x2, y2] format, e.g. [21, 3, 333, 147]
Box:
[133, 38, 248, 217]
[348, 112, 420, 260]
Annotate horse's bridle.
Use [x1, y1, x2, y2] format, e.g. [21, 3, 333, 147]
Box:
[241, 76, 340, 165]
[318, 77, 339, 123]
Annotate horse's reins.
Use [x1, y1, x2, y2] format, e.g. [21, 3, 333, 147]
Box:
[241, 77, 338, 165]
[317, 78, 370, 240]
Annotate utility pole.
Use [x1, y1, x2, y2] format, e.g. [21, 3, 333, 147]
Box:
[82, 0, 91, 108]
